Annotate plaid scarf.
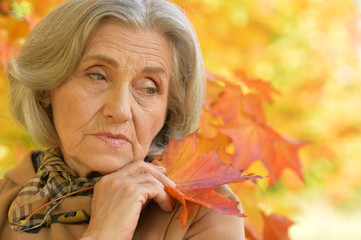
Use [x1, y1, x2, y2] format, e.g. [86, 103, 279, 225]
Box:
[8, 149, 101, 232]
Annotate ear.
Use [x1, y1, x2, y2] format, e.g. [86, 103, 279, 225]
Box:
[39, 91, 51, 108]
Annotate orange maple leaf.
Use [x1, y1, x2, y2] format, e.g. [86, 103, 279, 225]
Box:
[217, 115, 305, 184]
[151, 131, 262, 227]
[203, 71, 306, 184]
[209, 81, 243, 123]
[262, 213, 294, 240]
[237, 72, 280, 104]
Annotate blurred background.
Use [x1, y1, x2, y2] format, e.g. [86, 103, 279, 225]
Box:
[1, 0, 361, 239]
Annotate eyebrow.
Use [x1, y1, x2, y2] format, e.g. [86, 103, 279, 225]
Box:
[142, 66, 167, 77]
[83, 54, 119, 68]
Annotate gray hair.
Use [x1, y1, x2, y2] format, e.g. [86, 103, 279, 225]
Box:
[7, 0, 205, 156]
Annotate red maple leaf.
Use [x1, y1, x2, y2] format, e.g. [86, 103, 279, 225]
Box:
[151, 131, 262, 227]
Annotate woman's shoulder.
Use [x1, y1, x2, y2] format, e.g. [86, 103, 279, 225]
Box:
[134, 184, 245, 240]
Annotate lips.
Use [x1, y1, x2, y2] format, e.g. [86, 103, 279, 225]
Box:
[93, 132, 129, 147]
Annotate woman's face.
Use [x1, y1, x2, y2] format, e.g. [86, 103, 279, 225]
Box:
[50, 21, 172, 177]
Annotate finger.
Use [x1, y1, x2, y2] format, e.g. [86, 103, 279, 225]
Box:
[145, 169, 176, 189]
[115, 161, 176, 188]
[142, 162, 176, 188]
[137, 183, 174, 212]
[154, 165, 166, 173]
[94, 175, 174, 214]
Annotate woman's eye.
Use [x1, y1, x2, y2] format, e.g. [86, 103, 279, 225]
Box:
[144, 87, 160, 94]
[88, 73, 105, 81]
[139, 78, 160, 95]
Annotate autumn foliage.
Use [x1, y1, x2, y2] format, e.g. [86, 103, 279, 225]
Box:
[200, 72, 305, 184]
[199, 72, 301, 239]
[0, 0, 312, 239]
[150, 69, 302, 237]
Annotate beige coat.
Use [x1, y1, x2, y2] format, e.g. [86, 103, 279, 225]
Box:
[0, 151, 245, 239]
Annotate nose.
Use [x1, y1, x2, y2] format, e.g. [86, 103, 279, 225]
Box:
[102, 83, 132, 123]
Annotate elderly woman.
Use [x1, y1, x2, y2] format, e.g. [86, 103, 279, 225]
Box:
[0, 0, 245, 239]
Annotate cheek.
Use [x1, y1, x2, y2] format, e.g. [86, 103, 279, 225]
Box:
[136, 101, 167, 145]
[52, 98, 76, 146]
[52, 85, 93, 144]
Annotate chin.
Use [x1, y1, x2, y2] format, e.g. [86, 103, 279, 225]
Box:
[90, 155, 132, 175]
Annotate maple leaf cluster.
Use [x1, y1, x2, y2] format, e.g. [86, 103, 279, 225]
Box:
[200, 71, 305, 184]
[199, 71, 305, 239]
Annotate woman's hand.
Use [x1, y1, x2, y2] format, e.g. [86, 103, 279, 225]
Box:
[80, 161, 175, 240]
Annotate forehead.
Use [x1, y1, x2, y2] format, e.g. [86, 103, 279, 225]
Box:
[82, 21, 172, 71]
